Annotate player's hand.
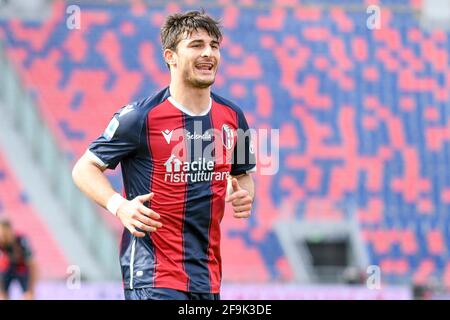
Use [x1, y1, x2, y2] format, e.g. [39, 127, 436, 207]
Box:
[225, 178, 253, 219]
[116, 192, 163, 237]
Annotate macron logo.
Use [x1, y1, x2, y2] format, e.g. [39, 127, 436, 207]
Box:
[162, 129, 173, 144]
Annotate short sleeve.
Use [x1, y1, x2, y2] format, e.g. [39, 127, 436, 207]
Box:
[88, 103, 143, 170]
[230, 110, 256, 176]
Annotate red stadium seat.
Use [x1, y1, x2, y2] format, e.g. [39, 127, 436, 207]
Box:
[0, 0, 447, 284]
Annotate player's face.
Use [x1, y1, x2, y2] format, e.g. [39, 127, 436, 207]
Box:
[174, 29, 220, 88]
[0, 225, 12, 245]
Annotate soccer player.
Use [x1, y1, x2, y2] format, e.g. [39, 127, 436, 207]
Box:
[0, 218, 37, 300]
[72, 10, 256, 300]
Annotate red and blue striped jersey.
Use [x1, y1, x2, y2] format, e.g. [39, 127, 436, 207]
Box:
[88, 87, 256, 293]
[0, 234, 32, 274]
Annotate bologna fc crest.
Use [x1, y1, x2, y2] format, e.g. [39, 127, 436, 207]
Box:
[222, 124, 236, 150]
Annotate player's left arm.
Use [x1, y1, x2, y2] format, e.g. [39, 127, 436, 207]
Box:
[24, 258, 37, 299]
[19, 237, 37, 299]
[226, 106, 256, 218]
[225, 173, 255, 219]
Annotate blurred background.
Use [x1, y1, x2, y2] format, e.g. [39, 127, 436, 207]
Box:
[0, 0, 449, 299]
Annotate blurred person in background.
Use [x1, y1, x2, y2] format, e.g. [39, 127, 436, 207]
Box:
[0, 218, 37, 300]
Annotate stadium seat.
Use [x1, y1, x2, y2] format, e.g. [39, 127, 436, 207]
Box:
[0, 152, 68, 279]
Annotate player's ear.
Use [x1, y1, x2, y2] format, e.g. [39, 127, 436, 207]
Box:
[164, 49, 177, 67]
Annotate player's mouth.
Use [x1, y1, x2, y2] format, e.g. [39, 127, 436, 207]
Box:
[195, 62, 214, 74]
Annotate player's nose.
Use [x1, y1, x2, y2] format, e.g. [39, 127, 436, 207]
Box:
[201, 45, 212, 57]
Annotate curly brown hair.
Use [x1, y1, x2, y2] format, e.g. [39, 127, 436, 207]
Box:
[160, 10, 222, 68]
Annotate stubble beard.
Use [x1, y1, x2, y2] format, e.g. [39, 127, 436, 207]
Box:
[184, 67, 216, 89]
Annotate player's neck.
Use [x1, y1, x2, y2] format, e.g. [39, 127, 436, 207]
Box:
[169, 82, 211, 116]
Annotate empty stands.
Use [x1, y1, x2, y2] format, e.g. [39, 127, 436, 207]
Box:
[3, 0, 450, 285]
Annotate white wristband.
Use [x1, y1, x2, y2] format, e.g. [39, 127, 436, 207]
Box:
[106, 193, 126, 216]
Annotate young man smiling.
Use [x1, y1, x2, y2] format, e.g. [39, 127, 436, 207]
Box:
[72, 10, 256, 300]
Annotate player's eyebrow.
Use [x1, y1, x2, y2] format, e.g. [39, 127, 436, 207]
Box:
[188, 39, 220, 46]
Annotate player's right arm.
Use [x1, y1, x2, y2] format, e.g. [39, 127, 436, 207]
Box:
[72, 152, 118, 212]
[72, 104, 162, 237]
[72, 153, 162, 237]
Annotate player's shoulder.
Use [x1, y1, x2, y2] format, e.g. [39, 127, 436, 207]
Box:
[136, 87, 171, 111]
[211, 91, 245, 116]
[113, 87, 171, 133]
[14, 233, 30, 247]
[122, 87, 171, 118]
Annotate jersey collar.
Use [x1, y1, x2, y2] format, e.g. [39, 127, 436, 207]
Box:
[167, 96, 212, 117]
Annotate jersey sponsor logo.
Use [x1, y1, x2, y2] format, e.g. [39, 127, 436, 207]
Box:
[162, 129, 174, 144]
[103, 117, 119, 141]
[164, 155, 228, 183]
[186, 131, 212, 141]
[164, 154, 183, 172]
[222, 124, 236, 150]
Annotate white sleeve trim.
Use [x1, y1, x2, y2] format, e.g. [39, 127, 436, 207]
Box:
[231, 166, 257, 177]
[246, 166, 257, 174]
[86, 150, 108, 169]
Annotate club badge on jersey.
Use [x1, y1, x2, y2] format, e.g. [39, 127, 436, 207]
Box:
[222, 124, 236, 150]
